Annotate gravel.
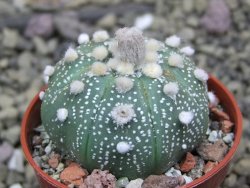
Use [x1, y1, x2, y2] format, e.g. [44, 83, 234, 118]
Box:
[0, 0, 249, 188]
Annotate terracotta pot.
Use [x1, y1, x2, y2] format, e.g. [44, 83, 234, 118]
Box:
[21, 75, 242, 188]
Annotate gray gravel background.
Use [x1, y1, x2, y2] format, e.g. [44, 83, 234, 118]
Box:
[0, 0, 249, 187]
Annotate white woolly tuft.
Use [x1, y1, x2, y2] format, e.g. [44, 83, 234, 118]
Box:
[115, 77, 134, 93]
[115, 27, 145, 64]
[208, 92, 219, 107]
[108, 40, 118, 55]
[179, 111, 194, 125]
[78, 33, 90, 44]
[110, 104, 135, 126]
[64, 47, 78, 62]
[43, 65, 55, 76]
[39, 91, 45, 100]
[92, 45, 108, 61]
[57, 108, 68, 122]
[116, 61, 134, 75]
[93, 30, 110, 43]
[70, 80, 85, 95]
[43, 76, 49, 84]
[116, 141, 132, 154]
[142, 63, 163, 78]
[165, 35, 181, 47]
[107, 58, 119, 70]
[145, 51, 158, 63]
[163, 82, 179, 100]
[194, 68, 209, 82]
[91, 62, 108, 76]
[146, 39, 161, 52]
[182, 144, 187, 149]
[180, 46, 195, 56]
[134, 13, 154, 31]
[168, 54, 184, 68]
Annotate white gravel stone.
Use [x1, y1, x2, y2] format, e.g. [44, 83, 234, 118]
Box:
[134, 13, 154, 30]
[9, 183, 23, 188]
[223, 133, 234, 144]
[165, 167, 182, 177]
[8, 149, 24, 173]
[208, 130, 220, 142]
[183, 175, 193, 184]
[126, 178, 143, 188]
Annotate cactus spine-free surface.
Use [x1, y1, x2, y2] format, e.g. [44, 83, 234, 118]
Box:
[41, 27, 209, 179]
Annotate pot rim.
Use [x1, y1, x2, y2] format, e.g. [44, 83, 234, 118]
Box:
[20, 75, 242, 188]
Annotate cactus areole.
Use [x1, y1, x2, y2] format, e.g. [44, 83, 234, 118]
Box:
[41, 27, 209, 179]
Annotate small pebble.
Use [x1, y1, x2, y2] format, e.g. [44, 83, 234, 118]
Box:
[8, 149, 25, 173]
[126, 178, 144, 188]
[179, 152, 196, 173]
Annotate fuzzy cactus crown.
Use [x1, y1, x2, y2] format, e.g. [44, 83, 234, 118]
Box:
[41, 27, 209, 179]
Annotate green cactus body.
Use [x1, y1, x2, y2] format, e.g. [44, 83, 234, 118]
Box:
[41, 28, 209, 179]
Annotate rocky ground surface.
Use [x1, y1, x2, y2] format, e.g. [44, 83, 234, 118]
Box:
[0, 0, 250, 187]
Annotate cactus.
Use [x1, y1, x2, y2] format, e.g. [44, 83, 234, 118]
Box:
[41, 27, 209, 179]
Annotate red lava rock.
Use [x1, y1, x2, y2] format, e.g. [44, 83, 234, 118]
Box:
[220, 120, 234, 133]
[80, 169, 116, 188]
[48, 153, 60, 169]
[32, 135, 42, 146]
[201, 0, 231, 33]
[60, 163, 88, 186]
[142, 175, 181, 188]
[210, 107, 230, 121]
[203, 161, 218, 174]
[197, 140, 228, 162]
[179, 152, 196, 173]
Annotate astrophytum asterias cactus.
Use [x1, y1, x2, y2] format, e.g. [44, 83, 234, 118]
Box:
[41, 27, 209, 179]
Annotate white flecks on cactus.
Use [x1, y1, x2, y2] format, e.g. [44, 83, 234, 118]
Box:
[91, 62, 108, 76]
[116, 61, 134, 75]
[182, 144, 187, 150]
[180, 46, 195, 56]
[43, 65, 55, 76]
[92, 45, 108, 61]
[179, 111, 194, 125]
[145, 51, 158, 63]
[110, 104, 135, 126]
[142, 63, 163, 78]
[208, 92, 219, 107]
[78, 33, 90, 44]
[168, 53, 184, 68]
[134, 13, 154, 31]
[64, 47, 78, 63]
[194, 68, 209, 82]
[116, 141, 132, 154]
[70, 80, 85, 95]
[107, 58, 119, 70]
[115, 27, 145, 64]
[165, 35, 181, 48]
[115, 77, 134, 93]
[93, 30, 110, 43]
[39, 91, 45, 100]
[146, 39, 161, 52]
[57, 108, 68, 122]
[163, 82, 179, 100]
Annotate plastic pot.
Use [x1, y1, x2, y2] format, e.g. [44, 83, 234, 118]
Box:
[21, 75, 242, 188]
